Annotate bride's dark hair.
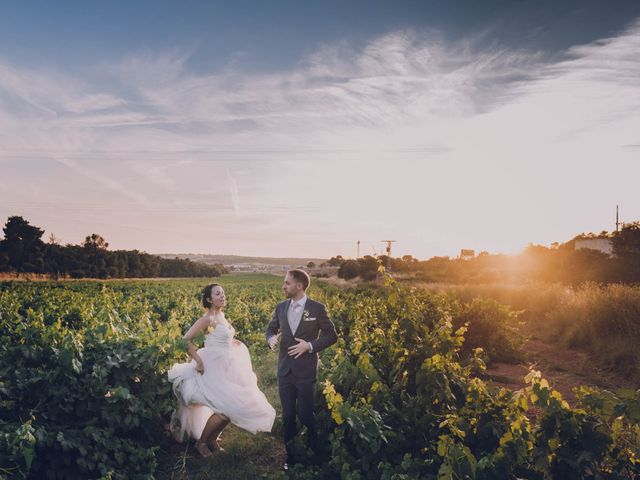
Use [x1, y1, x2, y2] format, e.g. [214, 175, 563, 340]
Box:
[202, 283, 222, 308]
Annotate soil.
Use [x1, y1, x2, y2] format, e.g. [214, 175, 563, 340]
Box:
[483, 320, 634, 404]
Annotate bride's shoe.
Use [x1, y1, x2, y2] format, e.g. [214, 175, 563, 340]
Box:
[195, 441, 213, 458]
[210, 438, 225, 452]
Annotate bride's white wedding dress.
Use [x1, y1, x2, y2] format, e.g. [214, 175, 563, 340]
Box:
[167, 321, 276, 441]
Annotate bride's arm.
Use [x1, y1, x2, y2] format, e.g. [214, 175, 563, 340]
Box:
[183, 315, 211, 373]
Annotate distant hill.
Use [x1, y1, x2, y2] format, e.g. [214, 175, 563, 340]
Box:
[156, 253, 329, 272]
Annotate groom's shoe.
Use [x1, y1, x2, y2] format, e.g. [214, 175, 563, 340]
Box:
[283, 454, 296, 471]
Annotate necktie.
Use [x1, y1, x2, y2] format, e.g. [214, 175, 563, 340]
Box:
[289, 302, 300, 333]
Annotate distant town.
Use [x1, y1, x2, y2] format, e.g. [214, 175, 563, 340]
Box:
[156, 254, 329, 274]
[157, 231, 618, 274]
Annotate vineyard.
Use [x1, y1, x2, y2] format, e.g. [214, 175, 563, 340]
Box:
[1, 273, 639, 479]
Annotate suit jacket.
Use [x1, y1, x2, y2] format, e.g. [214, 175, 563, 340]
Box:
[265, 297, 338, 379]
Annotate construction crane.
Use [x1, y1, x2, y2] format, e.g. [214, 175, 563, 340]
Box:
[380, 240, 396, 271]
[381, 240, 396, 257]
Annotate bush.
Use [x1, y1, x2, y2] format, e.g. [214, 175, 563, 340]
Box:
[450, 297, 525, 364]
[338, 260, 360, 280]
[0, 283, 189, 479]
[309, 273, 640, 479]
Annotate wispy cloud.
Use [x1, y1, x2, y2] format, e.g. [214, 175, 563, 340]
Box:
[226, 168, 241, 217]
[0, 20, 639, 256]
[53, 156, 154, 208]
[0, 30, 548, 159]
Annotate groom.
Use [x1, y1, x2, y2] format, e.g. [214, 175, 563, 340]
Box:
[266, 269, 338, 470]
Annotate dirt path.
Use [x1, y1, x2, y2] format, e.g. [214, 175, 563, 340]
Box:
[483, 320, 633, 403]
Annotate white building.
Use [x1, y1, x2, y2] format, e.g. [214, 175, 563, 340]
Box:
[574, 238, 613, 255]
[459, 249, 475, 260]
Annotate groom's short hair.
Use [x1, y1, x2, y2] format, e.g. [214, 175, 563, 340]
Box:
[287, 269, 310, 291]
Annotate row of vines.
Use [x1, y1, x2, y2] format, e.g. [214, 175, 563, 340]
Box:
[1, 273, 639, 479]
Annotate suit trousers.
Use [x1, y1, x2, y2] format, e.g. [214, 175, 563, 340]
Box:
[278, 371, 317, 459]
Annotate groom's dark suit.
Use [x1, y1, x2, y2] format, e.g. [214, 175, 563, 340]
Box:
[266, 296, 338, 463]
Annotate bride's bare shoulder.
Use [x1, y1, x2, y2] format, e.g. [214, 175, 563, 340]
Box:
[184, 314, 214, 339]
[199, 314, 215, 327]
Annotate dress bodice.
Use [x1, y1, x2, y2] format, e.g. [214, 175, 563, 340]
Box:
[204, 322, 235, 349]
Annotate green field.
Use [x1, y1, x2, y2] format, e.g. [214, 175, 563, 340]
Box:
[0, 274, 293, 479]
[1, 273, 639, 479]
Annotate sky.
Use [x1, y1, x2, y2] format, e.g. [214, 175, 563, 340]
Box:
[1, 0, 639, 259]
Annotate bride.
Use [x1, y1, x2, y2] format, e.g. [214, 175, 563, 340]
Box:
[167, 283, 276, 457]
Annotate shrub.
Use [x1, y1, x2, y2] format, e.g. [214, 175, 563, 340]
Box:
[450, 297, 525, 364]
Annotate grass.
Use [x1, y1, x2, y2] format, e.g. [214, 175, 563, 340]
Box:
[542, 283, 640, 379]
[156, 349, 288, 480]
[544, 284, 640, 379]
[419, 281, 640, 381]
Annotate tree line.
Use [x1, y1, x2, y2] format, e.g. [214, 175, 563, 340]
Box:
[328, 222, 640, 284]
[0, 216, 228, 279]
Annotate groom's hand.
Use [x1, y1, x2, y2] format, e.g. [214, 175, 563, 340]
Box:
[268, 333, 280, 350]
[288, 338, 311, 359]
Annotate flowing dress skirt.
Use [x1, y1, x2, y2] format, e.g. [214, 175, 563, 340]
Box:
[167, 334, 275, 441]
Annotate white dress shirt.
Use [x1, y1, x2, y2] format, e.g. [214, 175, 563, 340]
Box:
[287, 294, 308, 336]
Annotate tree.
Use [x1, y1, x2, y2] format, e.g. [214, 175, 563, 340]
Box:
[612, 222, 640, 257]
[0, 250, 8, 271]
[83, 233, 109, 277]
[563, 248, 613, 284]
[611, 222, 640, 282]
[338, 260, 360, 280]
[357, 255, 379, 280]
[0, 216, 45, 272]
[83, 233, 109, 251]
[327, 256, 344, 267]
[307, 261, 316, 268]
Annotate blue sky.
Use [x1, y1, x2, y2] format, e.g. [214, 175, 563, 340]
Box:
[1, 1, 639, 258]
[2, 1, 637, 71]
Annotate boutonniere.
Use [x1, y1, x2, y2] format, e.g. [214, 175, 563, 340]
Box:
[302, 310, 310, 321]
